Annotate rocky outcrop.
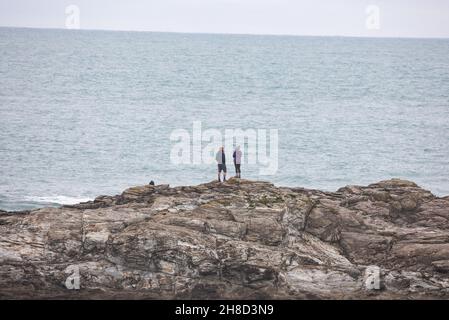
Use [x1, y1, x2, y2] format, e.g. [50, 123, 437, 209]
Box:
[0, 178, 448, 299]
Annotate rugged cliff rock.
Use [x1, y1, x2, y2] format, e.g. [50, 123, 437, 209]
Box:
[1, 178, 448, 299]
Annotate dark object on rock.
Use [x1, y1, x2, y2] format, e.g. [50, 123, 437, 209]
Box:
[149, 180, 155, 185]
[0, 178, 448, 299]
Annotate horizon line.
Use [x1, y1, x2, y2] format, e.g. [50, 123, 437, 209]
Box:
[1, 25, 449, 41]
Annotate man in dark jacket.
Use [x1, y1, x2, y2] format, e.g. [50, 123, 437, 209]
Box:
[215, 146, 227, 182]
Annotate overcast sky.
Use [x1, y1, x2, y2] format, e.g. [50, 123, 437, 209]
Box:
[0, 0, 448, 38]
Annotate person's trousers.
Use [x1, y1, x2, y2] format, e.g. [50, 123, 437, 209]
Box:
[234, 163, 241, 174]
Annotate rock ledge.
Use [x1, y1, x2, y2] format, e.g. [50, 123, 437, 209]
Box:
[1, 178, 448, 299]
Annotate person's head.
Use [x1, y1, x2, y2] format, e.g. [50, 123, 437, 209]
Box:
[220, 146, 224, 151]
[236, 145, 241, 151]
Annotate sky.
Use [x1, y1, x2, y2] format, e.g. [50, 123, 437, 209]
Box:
[0, 0, 449, 38]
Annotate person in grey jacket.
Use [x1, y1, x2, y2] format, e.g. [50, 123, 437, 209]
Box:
[233, 146, 242, 178]
[215, 146, 227, 182]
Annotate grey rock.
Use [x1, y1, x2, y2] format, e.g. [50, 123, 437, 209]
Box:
[0, 178, 448, 299]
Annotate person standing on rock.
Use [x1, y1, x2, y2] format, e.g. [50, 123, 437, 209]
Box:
[233, 146, 242, 178]
[215, 146, 227, 182]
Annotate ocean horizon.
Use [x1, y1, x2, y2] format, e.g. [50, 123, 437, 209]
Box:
[4, 25, 449, 40]
[1, 27, 449, 211]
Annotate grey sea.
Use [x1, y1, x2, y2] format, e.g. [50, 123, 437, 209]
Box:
[1, 27, 449, 211]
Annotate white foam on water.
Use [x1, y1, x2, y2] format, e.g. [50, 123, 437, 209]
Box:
[24, 195, 93, 205]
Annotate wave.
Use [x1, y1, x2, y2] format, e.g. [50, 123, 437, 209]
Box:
[24, 195, 93, 205]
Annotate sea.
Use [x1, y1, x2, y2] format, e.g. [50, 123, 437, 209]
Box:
[1, 27, 448, 211]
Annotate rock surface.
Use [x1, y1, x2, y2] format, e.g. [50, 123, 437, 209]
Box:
[0, 178, 448, 299]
